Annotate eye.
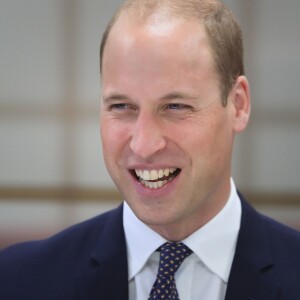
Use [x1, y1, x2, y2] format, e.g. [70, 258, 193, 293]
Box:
[109, 103, 135, 111]
[110, 103, 128, 110]
[164, 103, 192, 111]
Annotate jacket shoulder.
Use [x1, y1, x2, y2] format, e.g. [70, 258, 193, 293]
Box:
[0, 205, 124, 298]
[262, 213, 300, 258]
[1, 206, 120, 257]
[240, 196, 300, 258]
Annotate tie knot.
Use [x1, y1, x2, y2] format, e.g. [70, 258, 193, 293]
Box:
[157, 242, 192, 278]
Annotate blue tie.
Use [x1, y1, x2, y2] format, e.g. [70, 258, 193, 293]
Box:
[148, 242, 192, 300]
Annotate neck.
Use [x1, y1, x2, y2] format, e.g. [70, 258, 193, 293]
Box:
[149, 185, 231, 241]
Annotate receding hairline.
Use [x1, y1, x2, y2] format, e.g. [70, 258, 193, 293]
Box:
[101, 0, 225, 70]
[107, 0, 225, 36]
[118, 0, 222, 18]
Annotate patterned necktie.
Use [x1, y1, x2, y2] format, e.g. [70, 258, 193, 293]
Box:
[148, 242, 192, 300]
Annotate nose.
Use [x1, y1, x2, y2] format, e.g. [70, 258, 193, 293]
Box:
[129, 112, 167, 159]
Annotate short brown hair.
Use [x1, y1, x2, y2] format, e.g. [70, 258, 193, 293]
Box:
[100, 0, 244, 105]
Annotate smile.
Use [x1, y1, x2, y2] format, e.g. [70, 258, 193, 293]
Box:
[133, 168, 180, 189]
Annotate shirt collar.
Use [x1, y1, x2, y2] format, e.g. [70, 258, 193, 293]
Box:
[123, 201, 167, 280]
[182, 178, 241, 282]
[123, 178, 241, 282]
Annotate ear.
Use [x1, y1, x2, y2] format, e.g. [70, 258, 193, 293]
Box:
[229, 75, 251, 133]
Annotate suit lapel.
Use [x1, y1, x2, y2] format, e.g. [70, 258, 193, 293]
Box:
[225, 197, 281, 300]
[75, 195, 283, 300]
[77, 205, 129, 300]
[77, 256, 128, 300]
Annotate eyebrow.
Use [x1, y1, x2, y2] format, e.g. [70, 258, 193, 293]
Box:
[103, 91, 196, 103]
[102, 94, 130, 103]
[159, 92, 196, 101]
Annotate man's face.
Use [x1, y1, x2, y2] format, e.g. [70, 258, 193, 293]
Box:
[100, 14, 240, 238]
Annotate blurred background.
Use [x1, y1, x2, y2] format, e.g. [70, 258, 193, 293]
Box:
[1, 0, 300, 249]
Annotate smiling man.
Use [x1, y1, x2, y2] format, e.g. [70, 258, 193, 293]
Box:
[1, 0, 300, 299]
[100, 7, 248, 243]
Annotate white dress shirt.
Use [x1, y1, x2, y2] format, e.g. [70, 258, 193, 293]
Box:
[123, 178, 241, 300]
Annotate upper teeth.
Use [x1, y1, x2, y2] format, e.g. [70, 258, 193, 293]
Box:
[135, 168, 177, 181]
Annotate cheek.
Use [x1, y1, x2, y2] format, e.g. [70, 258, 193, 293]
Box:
[172, 123, 207, 154]
[101, 119, 131, 154]
[177, 118, 230, 166]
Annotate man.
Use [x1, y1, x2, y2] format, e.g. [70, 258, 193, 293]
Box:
[1, 0, 300, 299]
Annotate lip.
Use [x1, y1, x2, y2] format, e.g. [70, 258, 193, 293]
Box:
[128, 167, 181, 198]
[128, 163, 180, 171]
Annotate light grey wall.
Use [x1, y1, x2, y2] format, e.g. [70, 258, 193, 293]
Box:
[231, 1, 300, 192]
[0, 0, 123, 188]
[1, 0, 299, 192]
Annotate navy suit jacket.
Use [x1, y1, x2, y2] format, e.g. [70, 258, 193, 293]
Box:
[1, 195, 300, 300]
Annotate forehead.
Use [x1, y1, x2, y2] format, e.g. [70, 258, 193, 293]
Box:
[101, 12, 217, 91]
[106, 12, 213, 60]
